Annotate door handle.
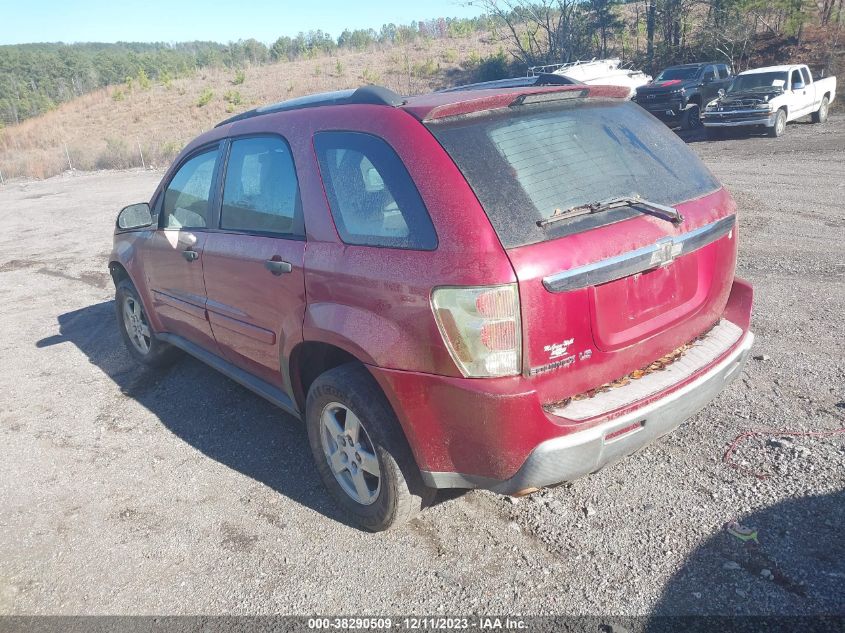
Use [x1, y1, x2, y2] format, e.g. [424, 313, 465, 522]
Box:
[182, 250, 199, 262]
[265, 259, 292, 275]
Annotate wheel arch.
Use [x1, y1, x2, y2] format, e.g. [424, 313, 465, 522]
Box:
[108, 261, 131, 286]
[288, 340, 426, 472]
[108, 260, 163, 333]
[289, 340, 365, 413]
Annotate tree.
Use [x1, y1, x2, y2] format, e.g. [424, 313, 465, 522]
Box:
[470, 0, 589, 66]
[586, 0, 623, 57]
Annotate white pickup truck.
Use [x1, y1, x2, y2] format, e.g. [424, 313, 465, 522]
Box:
[702, 64, 836, 137]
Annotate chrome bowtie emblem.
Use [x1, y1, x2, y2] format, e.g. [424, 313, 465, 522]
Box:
[650, 238, 683, 268]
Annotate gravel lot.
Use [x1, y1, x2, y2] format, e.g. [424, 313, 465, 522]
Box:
[0, 115, 843, 618]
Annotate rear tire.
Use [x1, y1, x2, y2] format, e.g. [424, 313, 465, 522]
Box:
[811, 96, 829, 123]
[115, 279, 179, 368]
[769, 109, 787, 137]
[305, 363, 434, 531]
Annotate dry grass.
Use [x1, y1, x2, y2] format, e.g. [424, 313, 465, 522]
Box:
[0, 33, 500, 180]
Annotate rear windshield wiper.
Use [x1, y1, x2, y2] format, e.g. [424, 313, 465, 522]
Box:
[537, 195, 685, 228]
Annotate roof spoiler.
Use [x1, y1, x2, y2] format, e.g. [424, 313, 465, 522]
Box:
[419, 85, 629, 122]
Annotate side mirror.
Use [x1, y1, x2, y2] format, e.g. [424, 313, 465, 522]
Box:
[116, 202, 153, 230]
[718, 88, 726, 98]
[793, 81, 805, 90]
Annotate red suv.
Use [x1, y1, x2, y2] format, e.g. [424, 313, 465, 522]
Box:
[110, 84, 754, 531]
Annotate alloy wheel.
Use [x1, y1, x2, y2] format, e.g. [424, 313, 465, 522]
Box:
[776, 112, 786, 136]
[122, 295, 151, 355]
[319, 402, 381, 505]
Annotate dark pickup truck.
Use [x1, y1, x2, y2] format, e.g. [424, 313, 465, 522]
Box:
[633, 62, 732, 129]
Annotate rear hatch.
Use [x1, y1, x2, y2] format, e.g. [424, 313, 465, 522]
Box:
[426, 96, 738, 406]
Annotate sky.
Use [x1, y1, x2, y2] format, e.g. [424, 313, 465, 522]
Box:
[0, 0, 486, 45]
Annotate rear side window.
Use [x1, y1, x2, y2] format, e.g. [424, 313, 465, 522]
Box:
[428, 100, 720, 247]
[162, 149, 218, 229]
[718, 64, 731, 78]
[314, 132, 437, 250]
[221, 136, 303, 236]
[703, 66, 716, 81]
[800, 67, 811, 84]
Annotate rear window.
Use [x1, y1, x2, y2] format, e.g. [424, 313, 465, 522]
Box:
[427, 100, 720, 247]
[314, 132, 437, 250]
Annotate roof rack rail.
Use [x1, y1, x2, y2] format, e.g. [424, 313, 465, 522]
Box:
[215, 85, 405, 127]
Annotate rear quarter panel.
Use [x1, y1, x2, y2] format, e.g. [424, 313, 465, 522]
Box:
[816, 75, 837, 103]
[257, 105, 517, 376]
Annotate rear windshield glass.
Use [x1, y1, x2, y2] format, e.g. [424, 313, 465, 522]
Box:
[427, 100, 720, 248]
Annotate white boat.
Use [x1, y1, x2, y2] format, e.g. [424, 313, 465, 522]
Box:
[529, 59, 652, 99]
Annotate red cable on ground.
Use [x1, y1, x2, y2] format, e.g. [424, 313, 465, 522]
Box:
[723, 427, 845, 479]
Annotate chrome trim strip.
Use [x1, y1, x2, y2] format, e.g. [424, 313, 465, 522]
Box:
[542, 215, 735, 293]
[704, 108, 772, 116]
[703, 118, 774, 128]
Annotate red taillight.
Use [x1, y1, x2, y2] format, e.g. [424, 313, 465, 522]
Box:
[431, 284, 522, 377]
[476, 288, 517, 318]
[480, 320, 517, 351]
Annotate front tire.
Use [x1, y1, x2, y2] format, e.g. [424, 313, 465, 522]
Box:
[769, 109, 787, 137]
[115, 279, 179, 367]
[811, 96, 829, 124]
[705, 126, 724, 140]
[306, 363, 433, 531]
[680, 103, 702, 130]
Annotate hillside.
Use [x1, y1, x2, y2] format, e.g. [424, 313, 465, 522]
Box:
[2, 0, 841, 182]
[0, 33, 501, 180]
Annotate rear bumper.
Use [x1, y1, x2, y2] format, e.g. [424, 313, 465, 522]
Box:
[477, 330, 753, 493]
[369, 279, 754, 493]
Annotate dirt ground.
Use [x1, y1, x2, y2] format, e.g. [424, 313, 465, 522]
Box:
[0, 114, 843, 618]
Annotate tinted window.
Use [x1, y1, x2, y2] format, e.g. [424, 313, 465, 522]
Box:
[428, 100, 720, 248]
[800, 67, 811, 84]
[221, 136, 302, 236]
[655, 66, 699, 81]
[718, 65, 731, 79]
[314, 132, 437, 250]
[703, 66, 716, 81]
[791, 69, 802, 88]
[162, 149, 218, 229]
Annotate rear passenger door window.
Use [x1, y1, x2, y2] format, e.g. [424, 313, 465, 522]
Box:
[221, 136, 303, 236]
[314, 132, 437, 250]
[800, 67, 811, 85]
[162, 149, 219, 229]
